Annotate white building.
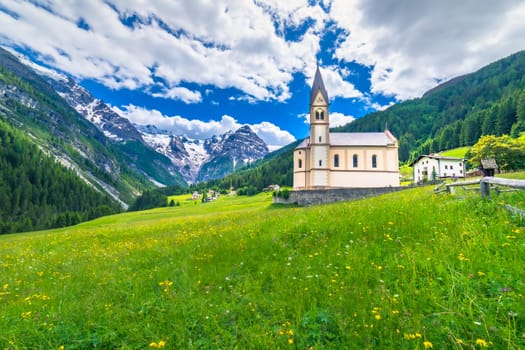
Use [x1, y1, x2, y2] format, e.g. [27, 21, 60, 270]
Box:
[293, 67, 400, 190]
[411, 154, 466, 183]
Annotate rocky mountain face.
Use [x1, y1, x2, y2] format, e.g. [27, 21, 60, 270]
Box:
[16, 49, 269, 185]
[138, 124, 269, 183]
[50, 77, 144, 143]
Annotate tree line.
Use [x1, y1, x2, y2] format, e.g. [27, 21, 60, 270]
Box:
[337, 50, 525, 163]
[0, 118, 120, 234]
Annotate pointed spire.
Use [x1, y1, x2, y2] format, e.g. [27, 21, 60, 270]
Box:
[310, 65, 329, 105]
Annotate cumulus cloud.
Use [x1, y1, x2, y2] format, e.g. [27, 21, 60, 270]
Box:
[300, 111, 355, 128]
[2, 0, 524, 123]
[329, 112, 355, 127]
[330, 0, 525, 99]
[114, 105, 295, 148]
[150, 86, 202, 104]
[0, 0, 330, 102]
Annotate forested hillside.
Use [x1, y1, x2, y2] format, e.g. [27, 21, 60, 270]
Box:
[203, 141, 298, 193]
[0, 48, 184, 207]
[193, 50, 525, 191]
[129, 142, 298, 210]
[0, 119, 120, 233]
[336, 50, 525, 162]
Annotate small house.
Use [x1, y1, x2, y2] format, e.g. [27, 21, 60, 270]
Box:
[411, 154, 465, 183]
[480, 159, 498, 177]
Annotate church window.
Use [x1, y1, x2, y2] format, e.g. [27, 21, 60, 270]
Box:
[298, 159, 302, 169]
[353, 154, 358, 168]
[372, 155, 377, 168]
[334, 154, 339, 167]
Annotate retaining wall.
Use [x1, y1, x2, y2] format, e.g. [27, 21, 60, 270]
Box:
[273, 187, 406, 206]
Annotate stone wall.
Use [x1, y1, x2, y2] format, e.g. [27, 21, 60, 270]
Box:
[273, 187, 406, 206]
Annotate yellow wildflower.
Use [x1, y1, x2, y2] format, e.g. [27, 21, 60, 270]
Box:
[475, 338, 490, 347]
[423, 340, 433, 348]
[149, 340, 167, 348]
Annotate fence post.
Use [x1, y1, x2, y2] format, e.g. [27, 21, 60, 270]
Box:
[480, 179, 490, 197]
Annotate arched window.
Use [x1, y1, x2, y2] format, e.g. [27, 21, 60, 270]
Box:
[334, 154, 339, 168]
[353, 154, 358, 168]
[298, 159, 302, 169]
[372, 154, 377, 168]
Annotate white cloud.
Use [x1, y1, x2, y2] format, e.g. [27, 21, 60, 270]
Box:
[113, 105, 295, 148]
[251, 121, 296, 149]
[300, 111, 355, 128]
[2, 0, 524, 111]
[330, 0, 525, 100]
[329, 112, 355, 128]
[312, 66, 363, 100]
[0, 0, 329, 102]
[151, 86, 202, 103]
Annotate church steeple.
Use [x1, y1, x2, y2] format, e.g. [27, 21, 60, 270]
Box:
[310, 65, 329, 106]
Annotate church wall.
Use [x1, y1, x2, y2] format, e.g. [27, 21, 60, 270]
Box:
[330, 171, 400, 188]
[294, 171, 307, 189]
[330, 146, 397, 172]
[311, 124, 329, 144]
[293, 148, 308, 189]
[311, 145, 329, 169]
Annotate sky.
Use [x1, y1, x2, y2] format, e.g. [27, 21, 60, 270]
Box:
[1, 1, 525, 150]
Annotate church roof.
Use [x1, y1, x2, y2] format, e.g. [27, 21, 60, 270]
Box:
[310, 65, 329, 105]
[296, 132, 397, 149]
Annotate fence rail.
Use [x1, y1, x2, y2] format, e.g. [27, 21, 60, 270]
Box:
[480, 177, 525, 197]
[434, 177, 525, 196]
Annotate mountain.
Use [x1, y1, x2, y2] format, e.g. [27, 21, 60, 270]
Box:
[25, 61, 186, 188]
[335, 50, 525, 162]
[0, 47, 184, 207]
[138, 124, 269, 183]
[22, 56, 269, 184]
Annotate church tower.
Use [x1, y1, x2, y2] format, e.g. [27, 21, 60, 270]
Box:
[309, 66, 330, 188]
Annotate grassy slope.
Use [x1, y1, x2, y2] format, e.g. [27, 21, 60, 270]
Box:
[1, 188, 524, 349]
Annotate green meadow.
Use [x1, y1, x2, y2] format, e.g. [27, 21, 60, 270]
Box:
[1, 187, 524, 349]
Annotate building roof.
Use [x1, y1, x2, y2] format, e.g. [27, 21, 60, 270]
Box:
[409, 154, 464, 166]
[296, 132, 397, 149]
[480, 158, 498, 169]
[310, 65, 329, 105]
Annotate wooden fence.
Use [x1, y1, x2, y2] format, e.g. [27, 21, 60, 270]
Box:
[434, 177, 525, 196]
[434, 177, 525, 218]
[479, 177, 525, 197]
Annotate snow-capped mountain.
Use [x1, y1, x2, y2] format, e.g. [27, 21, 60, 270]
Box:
[24, 56, 269, 184]
[137, 124, 269, 183]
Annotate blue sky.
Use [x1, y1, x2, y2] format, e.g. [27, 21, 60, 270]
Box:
[1, 1, 525, 149]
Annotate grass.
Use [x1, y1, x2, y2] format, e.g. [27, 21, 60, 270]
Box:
[1, 188, 525, 349]
[442, 147, 470, 159]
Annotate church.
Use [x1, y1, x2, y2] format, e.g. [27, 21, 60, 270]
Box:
[293, 67, 400, 190]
